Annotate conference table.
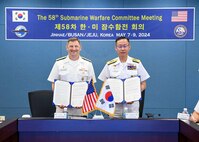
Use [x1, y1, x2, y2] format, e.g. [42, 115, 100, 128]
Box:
[0, 119, 18, 142]
[0, 117, 199, 142]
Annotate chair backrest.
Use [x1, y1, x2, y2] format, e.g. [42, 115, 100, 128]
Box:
[28, 90, 56, 117]
[139, 90, 145, 118]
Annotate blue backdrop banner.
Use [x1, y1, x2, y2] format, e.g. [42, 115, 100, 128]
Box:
[5, 7, 195, 41]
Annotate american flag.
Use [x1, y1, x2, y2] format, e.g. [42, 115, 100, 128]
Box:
[82, 79, 98, 114]
[171, 11, 188, 22]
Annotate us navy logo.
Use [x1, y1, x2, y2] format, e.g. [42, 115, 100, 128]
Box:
[174, 25, 187, 38]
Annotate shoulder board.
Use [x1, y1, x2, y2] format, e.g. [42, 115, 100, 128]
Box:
[107, 58, 118, 65]
[56, 56, 66, 61]
[132, 58, 141, 63]
[82, 57, 91, 62]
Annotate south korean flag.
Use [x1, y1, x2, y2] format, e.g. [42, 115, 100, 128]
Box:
[12, 10, 28, 22]
[96, 81, 115, 117]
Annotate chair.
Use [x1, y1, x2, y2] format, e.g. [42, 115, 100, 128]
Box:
[139, 90, 145, 118]
[28, 90, 56, 117]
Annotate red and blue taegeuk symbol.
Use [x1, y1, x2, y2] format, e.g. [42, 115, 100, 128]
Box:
[17, 13, 23, 19]
[105, 91, 114, 102]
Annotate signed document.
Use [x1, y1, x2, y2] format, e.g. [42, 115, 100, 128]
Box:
[106, 77, 141, 103]
[53, 80, 88, 107]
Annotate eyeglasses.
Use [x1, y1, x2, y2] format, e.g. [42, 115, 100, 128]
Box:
[116, 44, 129, 49]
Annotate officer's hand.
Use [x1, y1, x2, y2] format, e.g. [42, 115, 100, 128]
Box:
[127, 101, 134, 104]
[58, 105, 65, 109]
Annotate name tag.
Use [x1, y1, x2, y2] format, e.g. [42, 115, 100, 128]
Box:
[124, 112, 139, 119]
[54, 113, 67, 119]
[177, 113, 189, 120]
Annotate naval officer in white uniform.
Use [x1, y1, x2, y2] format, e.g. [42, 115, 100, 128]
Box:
[48, 37, 96, 116]
[98, 36, 150, 117]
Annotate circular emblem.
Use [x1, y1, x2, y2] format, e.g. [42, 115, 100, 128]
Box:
[105, 91, 114, 102]
[17, 13, 23, 19]
[14, 25, 28, 38]
[174, 25, 187, 38]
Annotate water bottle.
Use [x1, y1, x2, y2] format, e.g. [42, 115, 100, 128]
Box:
[177, 108, 190, 120]
[182, 108, 189, 114]
[123, 107, 128, 119]
[182, 108, 190, 120]
[63, 107, 68, 119]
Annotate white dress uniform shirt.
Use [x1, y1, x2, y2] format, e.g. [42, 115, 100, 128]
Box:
[98, 56, 149, 81]
[48, 56, 96, 83]
[194, 100, 199, 113]
[98, 56, 150, 117]
[48, 55, 96, 115]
